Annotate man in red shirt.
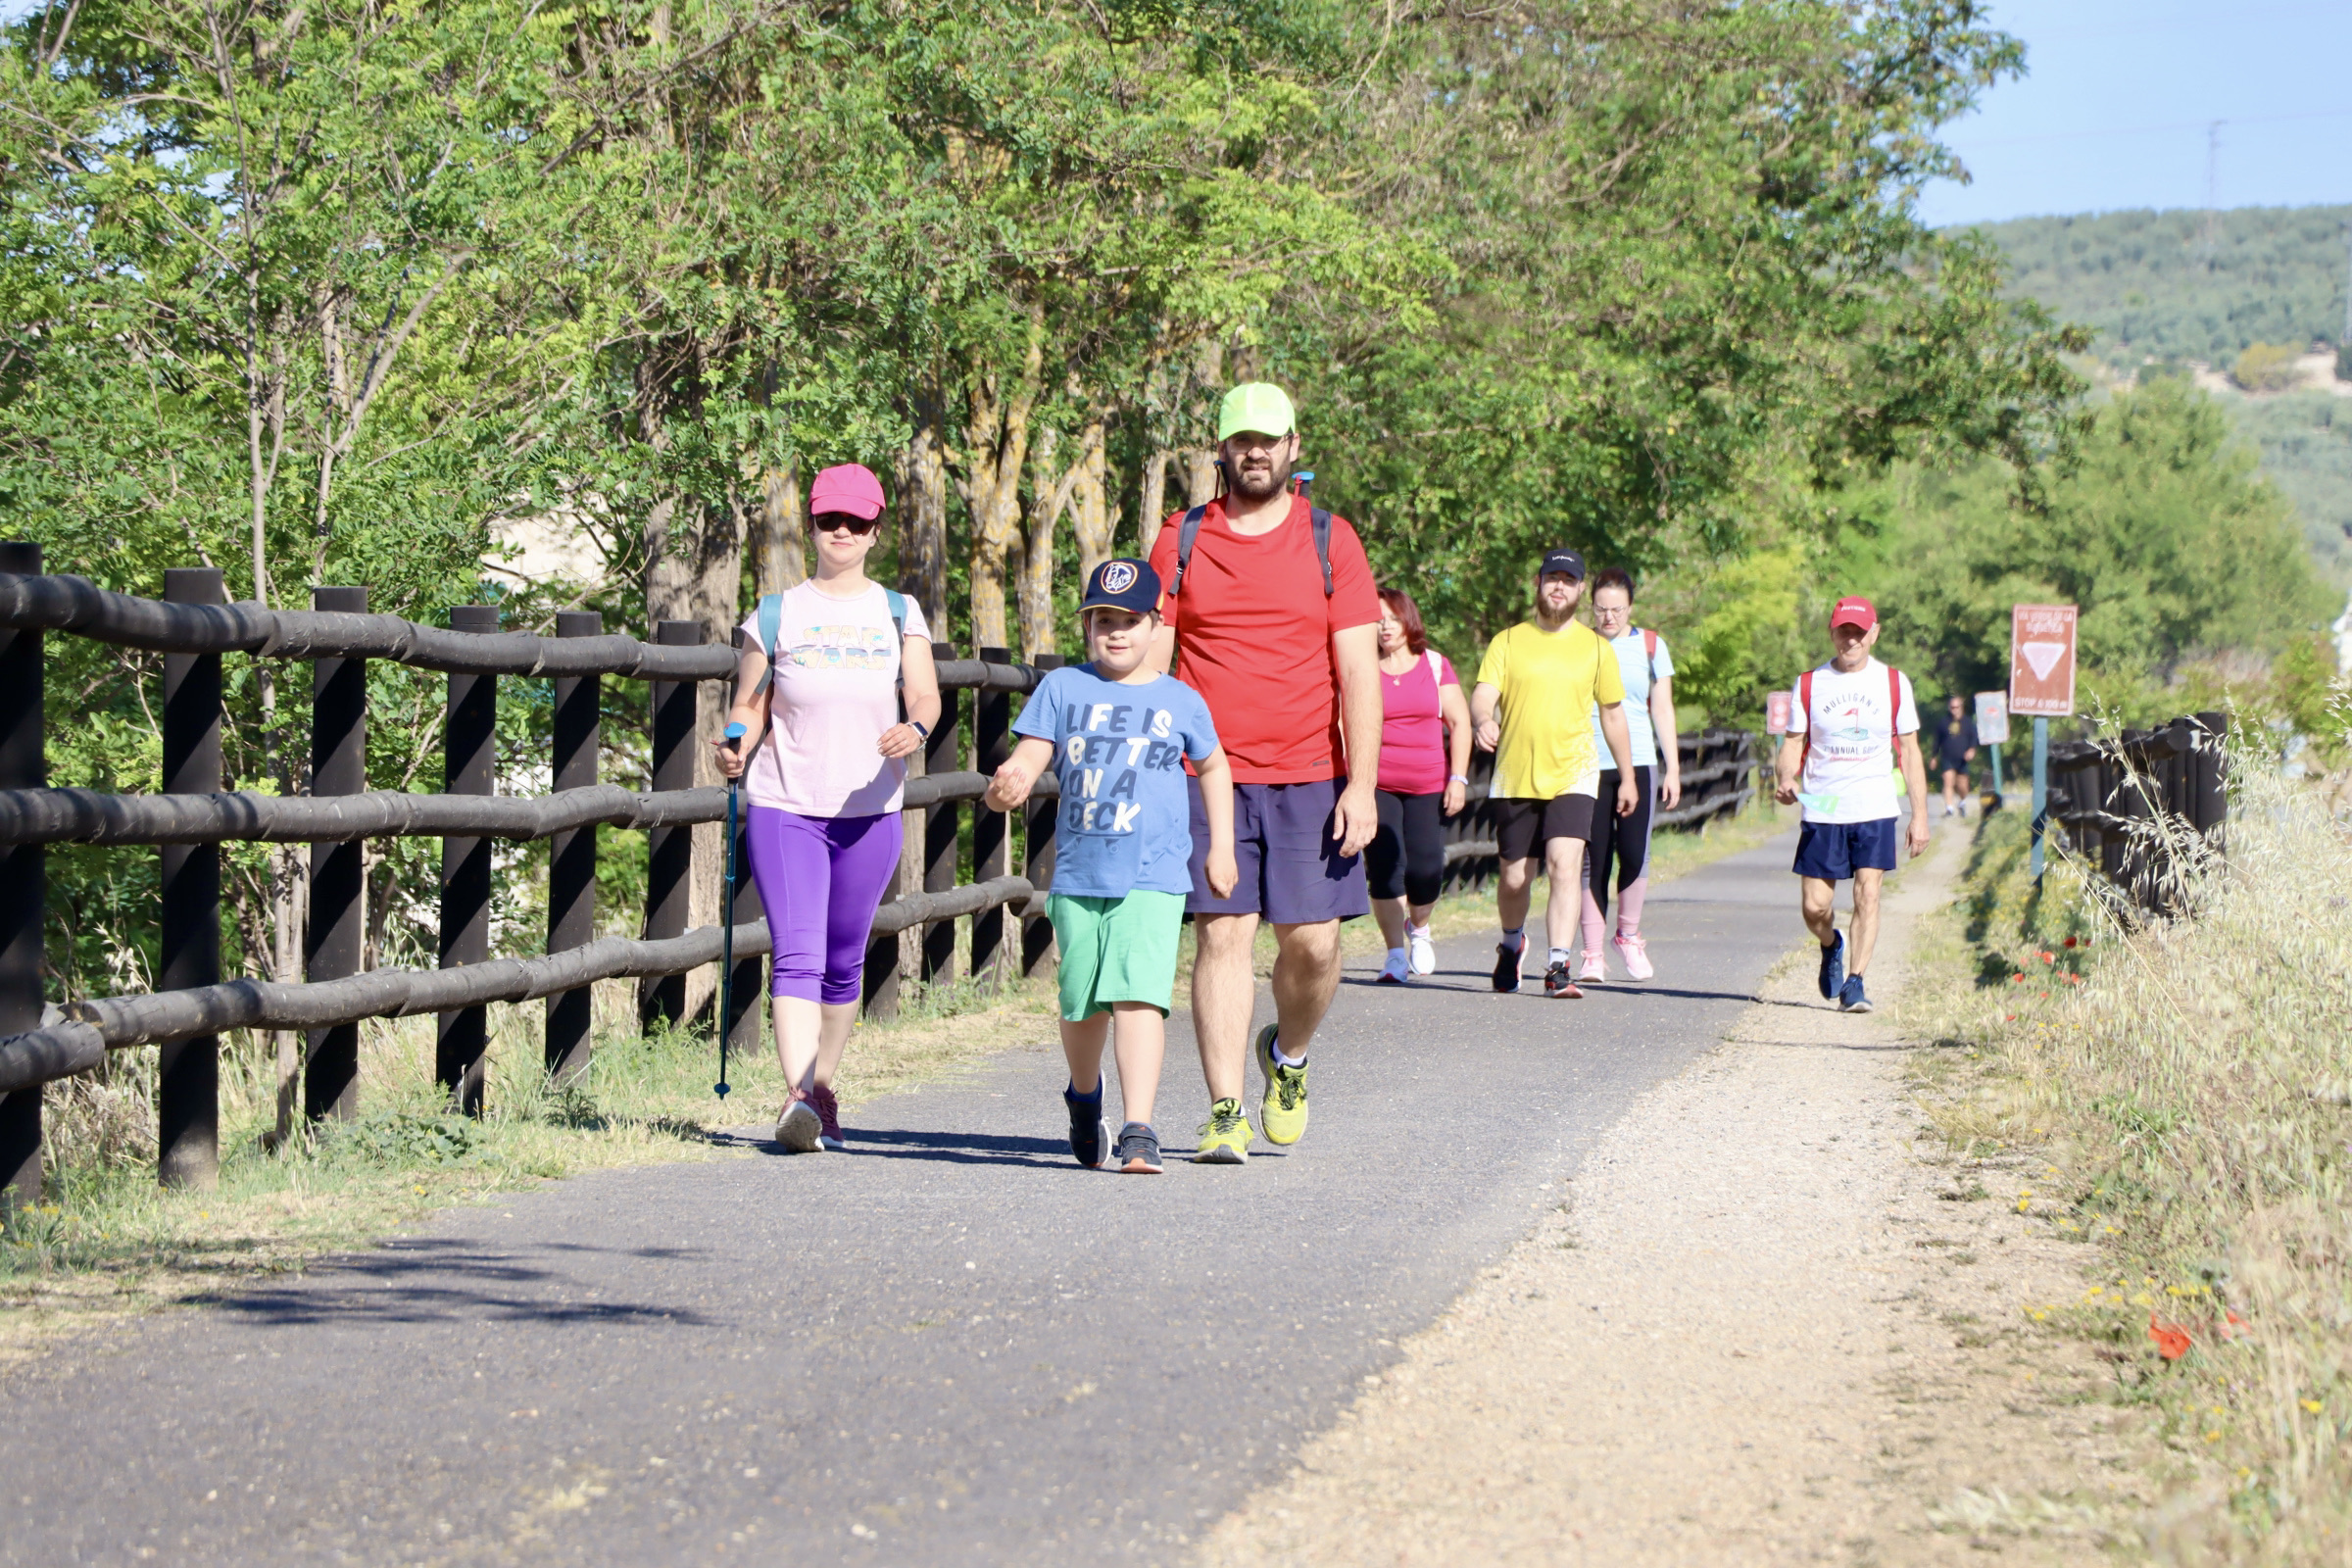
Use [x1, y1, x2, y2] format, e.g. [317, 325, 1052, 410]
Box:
[1148, 382, 1383, 1164]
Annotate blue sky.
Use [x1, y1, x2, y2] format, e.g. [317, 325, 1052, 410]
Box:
[1920, 2, 2352, 225]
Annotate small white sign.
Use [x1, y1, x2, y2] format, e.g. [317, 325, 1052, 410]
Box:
[1973, 692, 2010, 746]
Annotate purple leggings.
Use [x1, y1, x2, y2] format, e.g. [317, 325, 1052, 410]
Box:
[743, 806, 903, 1004]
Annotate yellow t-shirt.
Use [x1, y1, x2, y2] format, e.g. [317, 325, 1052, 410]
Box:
[1476, 619, 1627, 800]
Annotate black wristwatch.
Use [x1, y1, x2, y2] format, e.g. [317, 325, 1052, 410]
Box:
[908, 719, 930, 740]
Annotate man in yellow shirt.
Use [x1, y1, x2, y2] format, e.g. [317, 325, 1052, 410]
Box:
[1472, 549, 1639, 999]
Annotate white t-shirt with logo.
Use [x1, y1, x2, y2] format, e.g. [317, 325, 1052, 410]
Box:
[1785, 658, 1917, 824]
[736, 580, 930, 818]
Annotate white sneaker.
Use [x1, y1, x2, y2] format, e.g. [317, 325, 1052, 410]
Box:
[1377, 949, 1409, 985]
[1613, 933, 1654, 981]
[1407, 925, 1437, 976]
[1575, 949, 1607, 985]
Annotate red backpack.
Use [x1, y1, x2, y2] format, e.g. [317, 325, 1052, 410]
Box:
[1797, 662, 1904, 775]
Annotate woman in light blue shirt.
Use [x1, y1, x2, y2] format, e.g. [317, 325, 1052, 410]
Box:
[1579, 569, 1681, 982]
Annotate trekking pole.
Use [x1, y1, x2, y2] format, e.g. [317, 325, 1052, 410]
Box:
[715, 721, 746, 1100]
[1295, 468, 1314, 498]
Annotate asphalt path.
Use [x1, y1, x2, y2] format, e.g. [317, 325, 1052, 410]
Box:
[4, 831, 1817, 1567]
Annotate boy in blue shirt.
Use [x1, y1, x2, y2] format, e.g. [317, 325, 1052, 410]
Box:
[986, 559, 1237, 1173]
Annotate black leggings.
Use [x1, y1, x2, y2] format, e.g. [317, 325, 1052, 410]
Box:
[1587, 766, 1655, 916]
[1368, 789, 1446, 906]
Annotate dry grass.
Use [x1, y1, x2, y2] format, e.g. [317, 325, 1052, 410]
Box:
[1897, 761, 2352, 1563]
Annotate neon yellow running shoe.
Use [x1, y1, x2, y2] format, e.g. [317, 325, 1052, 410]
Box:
[1254, 1024, 1309, 1146]
[1195, 1098, 1253, 1164]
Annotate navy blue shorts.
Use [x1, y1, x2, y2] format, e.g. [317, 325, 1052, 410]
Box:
[1792, 817, 1898, 881]
[1186, 775, 1369, 924]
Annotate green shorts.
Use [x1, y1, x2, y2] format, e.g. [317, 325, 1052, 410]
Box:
[1047, 890, 1186, 1021]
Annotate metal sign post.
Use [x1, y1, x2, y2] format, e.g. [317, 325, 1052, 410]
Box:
[2008, 605, 2080, 879]
[1973, 691, 2010, 800]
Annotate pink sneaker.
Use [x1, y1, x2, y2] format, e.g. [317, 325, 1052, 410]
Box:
[1575, 950, 1607, 985]
[1612, 933, 1653, 981]
[808, 1083, 846, 1152]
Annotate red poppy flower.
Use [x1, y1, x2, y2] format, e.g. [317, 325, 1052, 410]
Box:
[2149, 1313, 2192, 1360]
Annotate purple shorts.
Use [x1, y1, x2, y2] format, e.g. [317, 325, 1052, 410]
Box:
[1185, 775, 1368, 924]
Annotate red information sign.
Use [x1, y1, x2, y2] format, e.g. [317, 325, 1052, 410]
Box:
[2009, 604, 2079, 717]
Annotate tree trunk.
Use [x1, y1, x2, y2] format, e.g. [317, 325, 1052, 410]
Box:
[1184, 336, 1225, 508]
[897, 394, 950, 634]
[1070, 418, 1119, 588]
[1139, 448, 1172, 551]
[758, 455, 807, 599]
[1019, 426, 1091, 662]
[956, 312, 1044, 653]
[645, 490, 743, 1024]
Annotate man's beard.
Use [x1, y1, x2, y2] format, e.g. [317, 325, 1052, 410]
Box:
[1226, 456, 1292, 502]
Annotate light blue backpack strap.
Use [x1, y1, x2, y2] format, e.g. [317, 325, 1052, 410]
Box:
[883, 587, 907, 640]
[749, 592, 782, 696]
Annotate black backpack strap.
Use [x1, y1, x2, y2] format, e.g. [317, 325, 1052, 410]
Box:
[1172, 505, 1209, 596]
[1176, 502, 1333, 597]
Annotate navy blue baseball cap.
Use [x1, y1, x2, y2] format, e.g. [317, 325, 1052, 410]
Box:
[1081, 558, 1161, 615]
[1539, 547, 1586, 581]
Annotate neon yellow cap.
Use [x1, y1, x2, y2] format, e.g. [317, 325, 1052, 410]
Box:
[1216, 382, 1297, 442]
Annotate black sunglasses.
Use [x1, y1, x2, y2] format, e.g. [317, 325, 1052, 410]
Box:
[814, 513, 880, 536]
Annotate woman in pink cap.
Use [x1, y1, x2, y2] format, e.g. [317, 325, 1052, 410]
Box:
[715, 463, 941, 1152]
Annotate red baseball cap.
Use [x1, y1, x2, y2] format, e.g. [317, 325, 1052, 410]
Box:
[808, 463, 886, 521]
[1829, 595, 1877, 632]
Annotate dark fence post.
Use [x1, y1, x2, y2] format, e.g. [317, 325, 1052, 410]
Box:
[970, 647, 1012, 983]
[305, 585, 368, 1124]
[640, 620, 702, 1029]
[545, 611, 601, 1086]
[922, 642, 961, 987]
[158, 567, 224, 1186]
[0, 542, 44, 1215]
[2097, 750, 2126, 886]
[1021, 653, 1063, 978]
[437, 605, 499, 1116]
[2191, 710, 2227, 847]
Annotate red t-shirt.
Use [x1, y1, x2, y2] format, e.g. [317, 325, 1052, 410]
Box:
[1148, 495, 1381, 784]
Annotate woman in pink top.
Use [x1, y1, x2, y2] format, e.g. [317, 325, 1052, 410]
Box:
[1370, 586, 1472, 984]
[715, 463, 941, 1153]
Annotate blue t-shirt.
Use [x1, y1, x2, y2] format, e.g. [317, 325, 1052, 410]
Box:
[1013, 666, 1220, 899]
[1589, 626, 1675, 768]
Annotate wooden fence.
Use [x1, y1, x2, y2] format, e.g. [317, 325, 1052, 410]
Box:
[0, 549, 1061, 1208]
[2039, 710, 2228, 914]
[1441, 727, 1759, 885]
[0, 542, 1770, 1210]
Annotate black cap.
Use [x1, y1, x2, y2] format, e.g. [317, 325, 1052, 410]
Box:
[1081, 558, 1161, 615]
[1539, 548, 1586, 581]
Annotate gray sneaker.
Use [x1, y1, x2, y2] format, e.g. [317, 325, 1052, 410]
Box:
[1115, 1122, 1162, 1174]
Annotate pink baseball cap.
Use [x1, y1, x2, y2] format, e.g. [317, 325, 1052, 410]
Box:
[808, 463, 886, 521]
[1829, 595, 1878, 632]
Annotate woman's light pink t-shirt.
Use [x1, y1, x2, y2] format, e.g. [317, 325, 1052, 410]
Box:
[1377, 651, 1458, 796]
[738, 581, 930, 818]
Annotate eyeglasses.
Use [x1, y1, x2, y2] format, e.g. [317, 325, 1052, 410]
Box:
[814, 513, 880, 536]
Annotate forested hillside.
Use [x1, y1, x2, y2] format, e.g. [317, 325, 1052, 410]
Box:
[1970, 204, 2352, 370]
[1968, 204, 2352, 588]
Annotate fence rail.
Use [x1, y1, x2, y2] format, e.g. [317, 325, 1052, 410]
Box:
[0, 550, 1065, 1210]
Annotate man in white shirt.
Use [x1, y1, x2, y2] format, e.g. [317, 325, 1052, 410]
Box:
[1772, 596, 1931, 1013]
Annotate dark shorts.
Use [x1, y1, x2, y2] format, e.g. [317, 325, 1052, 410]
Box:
[1792, 817, 1898, 881]
[1937, 742, 1972, 773]
[1494, 793, 1596, 861]
[1186, 775, 1368, 924]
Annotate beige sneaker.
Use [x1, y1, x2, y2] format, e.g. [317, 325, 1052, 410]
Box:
[774, 1092, 822, 1153]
